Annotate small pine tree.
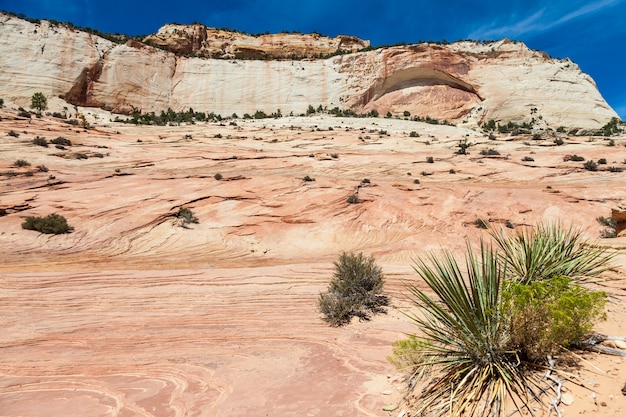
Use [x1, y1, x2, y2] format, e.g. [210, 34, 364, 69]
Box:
[30, 92, 47, 115]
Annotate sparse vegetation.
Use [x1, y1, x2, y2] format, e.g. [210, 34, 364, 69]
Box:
[36, 165, 48, 172]
[455, 139, 472, 155]
[8, 130, 19, 137]
[409, 131, 419, 137]
[597, 158, 607, 165]
[426, 156, 434, 163]
[318, 252, 388, 326]
[14, 159, 31, 167]
[176, 207, 199, 228]
[480, 148, 500, 156]
[50, 137, 72, 146]
[32, 136, 48, 147]
[522, 156, 535, 162]
[361, 178, 370, 184]
[214, 173, 223, 180]
[583, 160, 598, 171]
[554, 138, 564, 146]
[22, 213, 73, 234]
[564, 154, 584, 162]
[303, 175, 315, 182]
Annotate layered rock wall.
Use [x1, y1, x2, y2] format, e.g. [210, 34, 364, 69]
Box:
[0, 14, 618, 128]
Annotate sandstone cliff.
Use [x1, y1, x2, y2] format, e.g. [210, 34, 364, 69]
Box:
[0, 14, 618, 128]
[143, 24, 369, 58]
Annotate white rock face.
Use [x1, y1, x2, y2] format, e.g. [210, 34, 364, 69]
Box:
[0, 14, 618, 128]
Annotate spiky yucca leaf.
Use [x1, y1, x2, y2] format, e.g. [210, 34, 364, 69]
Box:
[489, 222, 614, 284]
[394, 241, 541, 417]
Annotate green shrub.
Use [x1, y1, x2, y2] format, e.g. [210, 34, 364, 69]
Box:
[14, 159, 30, 167]
[22, 213, 73, 234]
[455, 139, 472, 155]
[564, 154, 584, 162]
[480, 148, 500, 156]
[50, 137, 71, 146]
[409, 131, 419, 137]
[318, 252, 388, 326]
[583, 160, 598, 171]
[176, 207, 199, 227]
[504, 276, 606, 361]
[32, 136, 48, 147]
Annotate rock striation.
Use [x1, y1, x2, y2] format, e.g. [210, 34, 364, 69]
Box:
[0, 13, 619, 128]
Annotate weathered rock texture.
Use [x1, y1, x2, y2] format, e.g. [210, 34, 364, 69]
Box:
[0, 13, 619, 127]
[143, 24, 369, 58]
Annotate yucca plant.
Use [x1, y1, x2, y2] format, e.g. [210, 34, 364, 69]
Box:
[390, 241, 542, 417]
[488, 222, 614, 284]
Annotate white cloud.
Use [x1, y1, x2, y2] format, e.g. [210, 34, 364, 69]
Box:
[468, 0, 623, 39]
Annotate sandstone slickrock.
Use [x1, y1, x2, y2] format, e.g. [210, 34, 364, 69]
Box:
[0, 14, 618, 128]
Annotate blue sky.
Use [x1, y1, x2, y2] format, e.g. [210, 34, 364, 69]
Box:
[3, 0, 625, 119]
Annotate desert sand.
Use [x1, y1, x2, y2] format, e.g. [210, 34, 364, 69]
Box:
[1, 108, 625, 416]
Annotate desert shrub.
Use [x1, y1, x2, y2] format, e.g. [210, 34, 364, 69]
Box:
[608, 166, 623, 172]
[17, 110, 31, 118]
[426, 156, 434, 163]
[214, 173, 223, 180]
[75, 153, 88, 160]
[522, 156, 535, 162]
[361, 178, 370, 184]
[0, 98, 3, 107]
[14, 159, 30, 167]
[37, 165, 48, 172]
[25, 171, 34, 177]
[449, 169, 456, 174]
[564, 154, 584, 162]
[409, 131, 419, 137]
[32, 136, 48, 147]
[455, 139, 472, 155]
[318, 252, 388, 326]
[480, 148, 500, 156]
[554, 138, 564, 146]
[176, 207, 199, 227]
[347, 194, 359, 204]
[597, 158, 607, 164]
[504, 276, 606, 361]
[583, 160, 598, 171]
[22, 213, 73, 234]
[8, 130, 19, 137]
[330, 153, 339, 159]
[303, 175, 315, 182]
[50, 137, 72, 146]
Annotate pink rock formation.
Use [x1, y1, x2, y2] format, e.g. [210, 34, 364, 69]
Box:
[0, 14, 619, 128]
